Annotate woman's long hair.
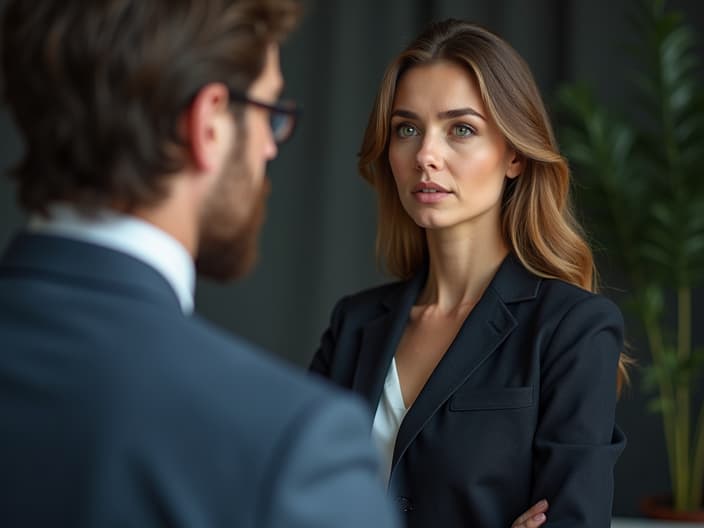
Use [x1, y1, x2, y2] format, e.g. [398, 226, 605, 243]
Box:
[358, 19, 629, 391]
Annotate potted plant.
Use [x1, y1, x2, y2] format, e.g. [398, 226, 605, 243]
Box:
[556, 0, 704, 519]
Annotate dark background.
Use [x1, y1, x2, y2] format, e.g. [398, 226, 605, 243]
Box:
[1, 0, 703, 517]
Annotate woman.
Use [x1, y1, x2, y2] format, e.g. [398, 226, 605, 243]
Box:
[311, 19, 626, 528]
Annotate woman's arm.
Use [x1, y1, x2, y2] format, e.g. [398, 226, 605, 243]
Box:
[531, 294, 626, 526]
[309, 295, 349, 378]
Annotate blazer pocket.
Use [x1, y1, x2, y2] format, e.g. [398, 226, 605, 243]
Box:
[450, 386, 533, 411]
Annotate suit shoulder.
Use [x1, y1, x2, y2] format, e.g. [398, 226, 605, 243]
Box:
[331, 279, 406, 315]
[177, 315, 347, 401]
[100, 313, 351, 428]
[536, 278, 624, 331]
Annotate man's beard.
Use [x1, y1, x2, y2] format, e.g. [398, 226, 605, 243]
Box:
[195, 147, 270, 282]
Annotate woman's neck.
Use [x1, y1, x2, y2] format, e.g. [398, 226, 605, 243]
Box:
[419, 223, 508, 314]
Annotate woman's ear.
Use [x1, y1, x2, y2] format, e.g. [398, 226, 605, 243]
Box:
[506, 151, 524, 179]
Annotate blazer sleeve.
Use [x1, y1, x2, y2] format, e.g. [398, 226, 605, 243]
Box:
[309, 296, 349, 378]
[259, 393, 399, 528]
[530, 294, 626, 527]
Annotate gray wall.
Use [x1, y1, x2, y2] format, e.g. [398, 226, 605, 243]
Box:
[1, 0, 703, 517]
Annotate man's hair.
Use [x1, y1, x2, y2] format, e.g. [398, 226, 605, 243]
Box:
[1, 0, 300, 213]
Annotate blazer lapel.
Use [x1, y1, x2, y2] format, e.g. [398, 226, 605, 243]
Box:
[390, 253, 540, 473]
[391, 287, 516, 471]
[352, 269, 427, 412]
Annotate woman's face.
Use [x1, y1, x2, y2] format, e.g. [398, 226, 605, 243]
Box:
[388, 60, 521, 234]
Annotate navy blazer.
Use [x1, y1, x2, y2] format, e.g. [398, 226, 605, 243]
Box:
[0, 233, 398, 528]
[311, 254, 626, 527]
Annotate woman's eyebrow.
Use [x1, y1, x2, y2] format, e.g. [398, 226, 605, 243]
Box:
[390, 107, 486, 120]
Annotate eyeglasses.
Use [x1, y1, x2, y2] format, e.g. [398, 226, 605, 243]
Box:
[228, 89, 299, 145]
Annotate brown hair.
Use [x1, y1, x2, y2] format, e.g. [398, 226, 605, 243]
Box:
[358, 19, 629, 391]
[1, 0, 301, 214]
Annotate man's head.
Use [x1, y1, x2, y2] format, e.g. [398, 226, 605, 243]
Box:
[195, 44, 287, 280]
[1, 0, 300, 279]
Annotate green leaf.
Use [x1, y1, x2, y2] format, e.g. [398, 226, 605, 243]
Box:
[635, 284, 665, 322]
[683, 234, 704, 258]
[647, 396, 675, 414]
[668, 80, 698, 114]
[660, 27, 697, 75]
[650, 202, 675, 226]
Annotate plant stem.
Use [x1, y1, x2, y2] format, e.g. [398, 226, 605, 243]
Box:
[691, 402, 704, 509]
[675, 287, 692, 510]
[643, 320, 677, 499]
[674, 394, 690, 509]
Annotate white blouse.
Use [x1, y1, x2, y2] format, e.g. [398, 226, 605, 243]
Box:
[371, 357, 409, 483]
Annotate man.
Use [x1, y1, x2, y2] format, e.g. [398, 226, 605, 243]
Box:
[0, 1, 398, 526]
[0, 2, 551, 527]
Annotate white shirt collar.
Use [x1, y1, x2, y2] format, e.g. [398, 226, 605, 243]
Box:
[28, 203, 195, 314]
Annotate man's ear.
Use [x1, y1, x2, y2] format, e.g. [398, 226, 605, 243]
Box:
[182, 83, 233, 173]
[506, 150, 524, 179]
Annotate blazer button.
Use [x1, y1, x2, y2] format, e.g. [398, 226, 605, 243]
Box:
[397, 496, 414, 512]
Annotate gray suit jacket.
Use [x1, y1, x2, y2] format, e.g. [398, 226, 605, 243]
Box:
[0, 232, 398, 528]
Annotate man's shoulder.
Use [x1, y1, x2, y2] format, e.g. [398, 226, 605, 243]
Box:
[146, 313, 350, 408]
[104, 313, 370, 460]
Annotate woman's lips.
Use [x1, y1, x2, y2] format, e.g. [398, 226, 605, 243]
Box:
[412, 182, 452, 203]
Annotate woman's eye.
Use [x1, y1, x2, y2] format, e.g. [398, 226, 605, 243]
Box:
[453, 124, 474, 137]
[396, 124, 418, 138]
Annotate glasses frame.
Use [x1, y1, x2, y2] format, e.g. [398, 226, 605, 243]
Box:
[227, 89, 299, 145]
